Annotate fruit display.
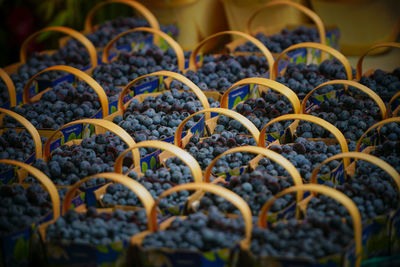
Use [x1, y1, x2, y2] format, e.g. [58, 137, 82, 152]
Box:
[1, 0, 399, 265]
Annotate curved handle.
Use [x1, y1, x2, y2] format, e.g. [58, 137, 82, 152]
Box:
[188, 30, 275, 78]
[0, 108, 42, 159]
[23, 65, 109, 117]
[84, 0, 160, 44]
[272, 42, 352, 81]
[310, 152, 400, 194]
[258, 184, 362, 267]
[62, 172, 155, 230]
[356, 117, 400, 152]
[259, 114, 349, 166]
[174, 108, 260, 147]
[246, 0, 326, 60]
[220, 77, 301, 113]
[386, 91, 400, 118]
[0, 159, 60, 219]
[114, 140, 203, 183]
[20, 26, 97, 68]
[150, 182, 253, 250]
[302, 80, 386, 119]
[118, 71, 210, 118]
[356, 42, 400, 80]
[43, 119, 140, 166]
[204, 146, 303, 203]
[102, 27, 185, 71]
[0, 68, 16, 107]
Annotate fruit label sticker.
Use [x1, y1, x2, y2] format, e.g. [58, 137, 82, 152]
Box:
[141, 149, 162, 173]
[227, 84, 257, 110]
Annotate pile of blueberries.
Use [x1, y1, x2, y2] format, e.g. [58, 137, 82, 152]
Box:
[101, 156, 194, 210]
[3, 81, 106, 129]
[250, 215, 353, 260]
[275, 60, 351, 99]
[65, 17, 177, 49]
[0, 129, 46, 174]
[0, 184, 52, 236]
[26, 133, 134, 187]
[92, 45, 179, 88]
[235, 26, 320, 54]
[298, 93, 382, 141]
[170, 54, 269, 93]
[359, 68, 400, 102]
[142, 207, 245, 252]
[308, 159, 399, 223]
[46, 207, 150, 246]
[112, 89, 219, 143]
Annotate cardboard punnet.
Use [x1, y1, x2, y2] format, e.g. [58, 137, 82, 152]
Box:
[220, 77, 301, 142]
[3, 65, 110, 153]
[98, 27, 186, 115]
[113, 140, 203, 216]
[3, 26, 98, 107]
[237, 184, 363, 267]
[38, 172, 155, 266]
[39, 118, 141, 207]
[0, 160, 60, 267]
[127, 182, 253, 267]
[309, 152, 400, 260]
[0, 108, 43, 184]
[226, 0, 340, 66]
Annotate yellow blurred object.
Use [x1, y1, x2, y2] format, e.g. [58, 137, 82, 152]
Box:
[222, 0, 308, 37]
[140, 0, 229, 51]
[310, 0, 400, 56]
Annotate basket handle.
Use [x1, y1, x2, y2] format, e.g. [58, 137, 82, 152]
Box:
[0, 159, 60, 219]
[0, 108, 42, 159]
[310, 152, 400, 194]
[258, 184, 362, 267]
[117, 71, 210, 117]
[102, 27, 185, 71]
[356, 117, 400, 152]
[23, 65, 109, 117]
[188, 30, 275, 78]
[302, 80, 386, 119]
[62, 172, 155, 230]
[149, 182, 253, 250]
[43, 119, 140, 166]
[204, 146, 303, 202]
[259, 114, 349, 166]
[114, 140, 203, 183]
[386, 91, 400, 118]
[174, 108, 260, 147]
[220, 77, 301, 113]
[272, 42, 352, 81]
[84, 0, 160, 43]
[20, 26, 97, 68]
[0, 68, 16, 107]
[356, 42, 400, 80]
[246, 0, 327, 60]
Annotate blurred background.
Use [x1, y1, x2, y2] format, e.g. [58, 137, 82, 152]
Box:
[0, 0, 399, 68]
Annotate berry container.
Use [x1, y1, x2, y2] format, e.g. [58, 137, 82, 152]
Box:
[37, 172, 154, 266]
[238, 184, 362, 267]
[128, 182, 253, 267]
[0, 160, 60, 267]
[4, 65, 109, 150]
[99, 27, 186, 114]
[226, 0, 340, 65]
[3, 26, 98, 107]
[40, 118, 140, 207]
[112, 140, 203, 215]
[308, 152, 400, 260]
[0, 108, 43, 184]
